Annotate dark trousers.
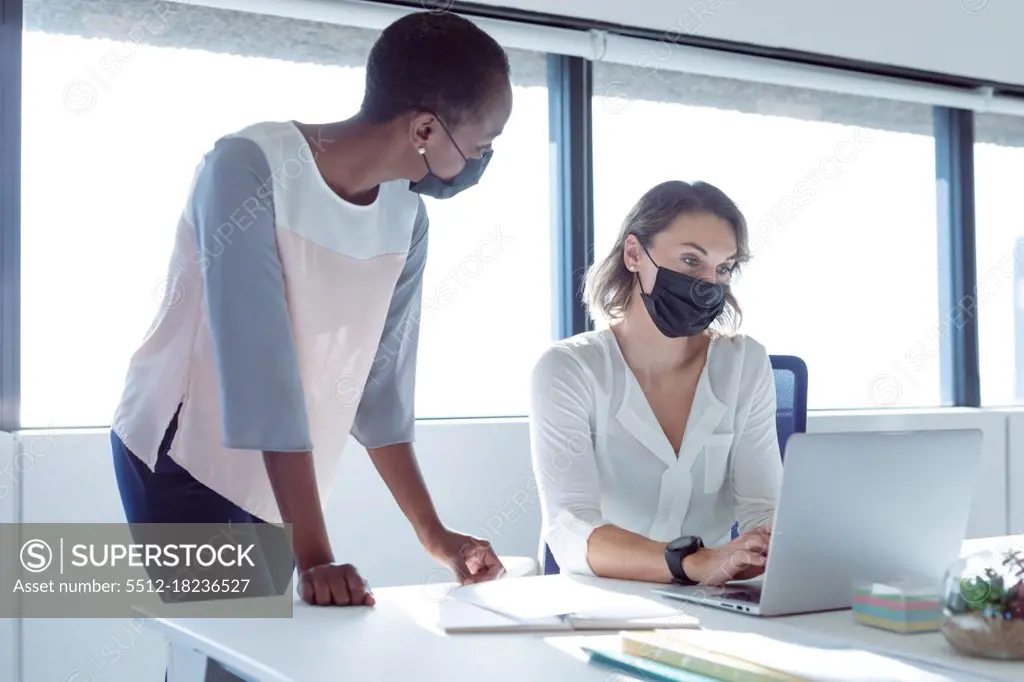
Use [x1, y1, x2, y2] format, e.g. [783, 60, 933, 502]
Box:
[111, 406, 266, 526]
[111, 407, 292, 682]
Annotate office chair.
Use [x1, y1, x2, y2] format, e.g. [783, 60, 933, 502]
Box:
[730, 354, 808, 538]
[543, 354, 808, 574]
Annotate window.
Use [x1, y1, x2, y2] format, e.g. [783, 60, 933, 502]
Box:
[592, 62, 941, 410]
[22, 0, 553, 427]
[974, 113, 1024, 406]
[416, 56, 552, 420]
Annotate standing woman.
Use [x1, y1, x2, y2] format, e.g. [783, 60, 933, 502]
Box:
[530, 181, 782, 587]
[110, 11, 512, 607]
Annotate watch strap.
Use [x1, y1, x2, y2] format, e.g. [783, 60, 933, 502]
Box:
[667, 537, 703, 585]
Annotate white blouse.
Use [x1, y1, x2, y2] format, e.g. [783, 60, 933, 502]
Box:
[529, 328, 783, 576]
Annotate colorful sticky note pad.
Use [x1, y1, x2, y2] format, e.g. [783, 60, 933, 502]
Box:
[852, 581, 943, 633]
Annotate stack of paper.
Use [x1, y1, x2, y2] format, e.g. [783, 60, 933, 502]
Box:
[620, 629, 958, 682]
[438, 575, 699, 634]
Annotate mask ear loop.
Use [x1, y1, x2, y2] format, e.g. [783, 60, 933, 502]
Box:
[431, 114, 470, 163]
[632, 238, 658, 297]
[417, 145, 436, 178]
[416, 113, 468, 182]
[415, 144, 432, 174]
[638, 241, 659, 268]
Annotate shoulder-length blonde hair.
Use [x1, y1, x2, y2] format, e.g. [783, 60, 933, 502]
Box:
[584, 180, 751, 334]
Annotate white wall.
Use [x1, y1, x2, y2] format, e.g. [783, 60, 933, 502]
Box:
[16, 430, 168, 682]
[0, 433, 18, 682]
[324, 419, 543, 585]
[12, 410, 1020, 681]
[471, 0, 1024, 87]
[807, 409, 1009, 538]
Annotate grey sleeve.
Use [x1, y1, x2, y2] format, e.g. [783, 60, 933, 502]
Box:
[191, 136, 313, 452]
[350, 199, 429, 449]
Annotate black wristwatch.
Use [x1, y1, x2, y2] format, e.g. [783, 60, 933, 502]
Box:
[665, 535, 703, 585]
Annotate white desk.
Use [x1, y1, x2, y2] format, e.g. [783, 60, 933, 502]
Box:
[154, 539, 1024, 682]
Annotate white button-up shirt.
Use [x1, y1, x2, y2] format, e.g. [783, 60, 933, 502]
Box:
[529, 328, 783, 576]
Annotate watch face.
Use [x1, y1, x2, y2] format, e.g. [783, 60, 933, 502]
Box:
[668, 536, 699, 552]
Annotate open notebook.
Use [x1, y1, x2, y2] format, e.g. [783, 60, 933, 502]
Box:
[439, 574, 699, 634]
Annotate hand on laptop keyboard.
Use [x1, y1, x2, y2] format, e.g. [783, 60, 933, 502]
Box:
[684, 525, 771, 587]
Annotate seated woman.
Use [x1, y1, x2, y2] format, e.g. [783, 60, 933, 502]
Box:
[530, 180, 782, 587]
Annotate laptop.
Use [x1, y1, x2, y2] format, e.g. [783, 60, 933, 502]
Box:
[652, 429, 983, 617]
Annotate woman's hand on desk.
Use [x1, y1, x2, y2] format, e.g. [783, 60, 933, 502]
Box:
[424, 530, 506, 585]
[298, 563, 375, 607]
[684, 526, 771, 587]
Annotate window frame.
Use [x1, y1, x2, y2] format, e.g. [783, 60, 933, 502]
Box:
[1, 0, 21, 432]
[934, 107, 981, 407]
[548, 54, 594, 338]
[5, 0, 996, 426]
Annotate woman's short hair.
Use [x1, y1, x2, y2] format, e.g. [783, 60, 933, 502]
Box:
[584, 180, 751, 334]
[360, 12, 511, 128]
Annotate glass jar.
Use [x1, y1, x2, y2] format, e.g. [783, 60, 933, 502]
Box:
[941, 547, 1024, 660]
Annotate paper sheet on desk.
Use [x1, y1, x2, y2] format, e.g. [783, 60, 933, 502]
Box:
[437, 598, 569, 633]
[449, 574, 684, 621]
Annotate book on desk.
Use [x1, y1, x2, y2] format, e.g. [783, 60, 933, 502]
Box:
[555, 629, 961, 682]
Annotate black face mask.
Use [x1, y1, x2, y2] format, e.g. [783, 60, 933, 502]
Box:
[409, 115, 492, 200]
[636, 243, 727, 338]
